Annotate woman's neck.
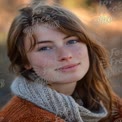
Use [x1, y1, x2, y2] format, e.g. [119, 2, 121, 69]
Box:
[48, 82, 77, 96]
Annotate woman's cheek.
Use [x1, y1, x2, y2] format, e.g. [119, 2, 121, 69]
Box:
[29, 54, 49, 67]
[72, 46, 83, 57]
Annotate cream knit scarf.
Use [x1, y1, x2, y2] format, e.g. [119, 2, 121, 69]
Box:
[11, 76, 108, 122]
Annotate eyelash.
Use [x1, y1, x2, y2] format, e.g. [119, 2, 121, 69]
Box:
[38, 39, 80, 51]
[66, 39, 80, 45]
[38, 46, 53, 51]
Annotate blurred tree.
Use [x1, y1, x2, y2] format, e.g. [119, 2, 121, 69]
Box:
[99, 0, 122, 18]
[83, 0, 98, 7]
[31, 0, 61, 5]
[53, 0, 61, 5]
[31, 0, 46, 4]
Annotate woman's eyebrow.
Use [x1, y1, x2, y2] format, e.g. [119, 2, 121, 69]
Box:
[36, 35, 74, 44]
[37, 40, 53, 44]
[63, 35, 73, 39]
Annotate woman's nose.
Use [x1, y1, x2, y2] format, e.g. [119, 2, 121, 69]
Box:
[57, 47, 72, 61]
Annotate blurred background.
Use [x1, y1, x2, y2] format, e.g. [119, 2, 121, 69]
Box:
[0, 0, 122, 109]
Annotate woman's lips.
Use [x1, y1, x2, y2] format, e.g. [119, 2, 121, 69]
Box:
[56, 63, 80, 72]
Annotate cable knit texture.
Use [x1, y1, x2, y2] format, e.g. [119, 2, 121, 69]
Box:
[8, 76, 108, 122]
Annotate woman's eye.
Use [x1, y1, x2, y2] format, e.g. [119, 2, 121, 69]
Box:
[38, 46, 53, 51]
[67, 39, 80, 45]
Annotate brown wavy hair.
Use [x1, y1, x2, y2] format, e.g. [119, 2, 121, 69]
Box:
[7, 3, 117, 120]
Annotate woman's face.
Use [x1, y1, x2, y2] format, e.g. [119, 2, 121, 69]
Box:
[24, 24, 90, 84]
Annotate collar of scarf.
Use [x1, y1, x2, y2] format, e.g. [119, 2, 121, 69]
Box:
[11, 76, 108, 122]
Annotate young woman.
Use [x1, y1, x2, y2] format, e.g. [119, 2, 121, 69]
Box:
[0, 3, 122, 122]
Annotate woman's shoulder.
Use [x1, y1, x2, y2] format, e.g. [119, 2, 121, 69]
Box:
[99, 97, 122, 122]
[111, 97, 122, 122]
[0, 96, 64, 122]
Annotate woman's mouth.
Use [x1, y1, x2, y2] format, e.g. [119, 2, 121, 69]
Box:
[56, 63, 80, 72]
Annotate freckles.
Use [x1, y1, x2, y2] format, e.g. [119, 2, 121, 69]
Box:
[45, 56, 57, 66]
[71, 48, 82, 58]
[75, 50, 82, 57]
[78, 51, 82, 55]
[75, 48, 89, 61]
[37, 58, 55, 69]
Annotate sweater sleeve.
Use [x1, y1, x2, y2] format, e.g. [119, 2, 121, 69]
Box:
[111, 97, 122, 122]
[0, 96, 64, 122]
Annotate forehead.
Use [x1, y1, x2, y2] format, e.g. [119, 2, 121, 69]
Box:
[27, 24, 68, 41]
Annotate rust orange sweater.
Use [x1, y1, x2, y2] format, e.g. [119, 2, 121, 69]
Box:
[0, 96, 122, 122]
[0, 96, 64, 122]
